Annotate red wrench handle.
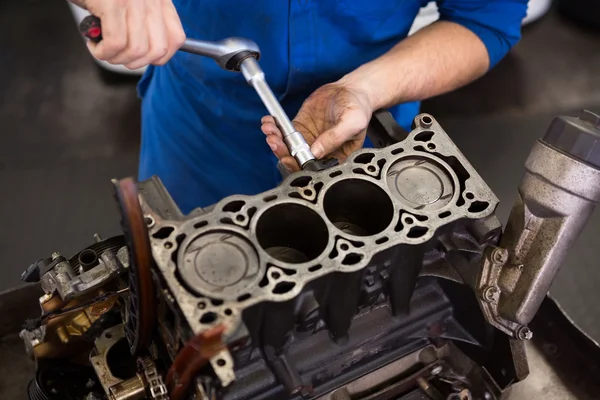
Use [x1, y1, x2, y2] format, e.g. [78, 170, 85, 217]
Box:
[79, 15, 103, 43]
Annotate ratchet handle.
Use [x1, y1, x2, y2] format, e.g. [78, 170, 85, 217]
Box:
[80, 15, 103, 43]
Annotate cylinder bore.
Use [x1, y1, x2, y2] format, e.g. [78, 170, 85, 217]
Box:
[256, 203, 329, 264]
[323, 179, 394, 236]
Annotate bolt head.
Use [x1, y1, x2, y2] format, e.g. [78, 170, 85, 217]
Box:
[482, 286, 500, 303]
[517, 326, 533, 341]
[491, 248, 508, 265]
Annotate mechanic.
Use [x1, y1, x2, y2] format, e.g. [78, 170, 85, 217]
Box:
[71, 0, 527, 214]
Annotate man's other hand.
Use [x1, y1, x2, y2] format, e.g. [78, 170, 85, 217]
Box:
[71, 0, 186, 70]
[261, 82, 373, 173]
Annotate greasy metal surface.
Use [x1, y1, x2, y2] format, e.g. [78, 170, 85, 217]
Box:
[166, 325, 226, 400]
[109, 375, 146, 400]
[496, 139, 600, 326]
[142, 114, 498, 348]
[39, 244, 128, 301]
[315, 345, 446, 400]
[21, 290, 118, 359]
[217, 280, 485, 400]
[90, 325, 128, 394]
[0, 287, 599, 399]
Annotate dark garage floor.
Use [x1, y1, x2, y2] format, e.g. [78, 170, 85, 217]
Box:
[1, 1, 600, 396]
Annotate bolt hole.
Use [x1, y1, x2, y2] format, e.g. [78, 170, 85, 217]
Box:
[153, 226, 174, 239]
[421, 115, 432, 125]
[303, 189, 313, 196]
[144, 216, 154, 226]
[200, 312, 218, 324]
[439, 211, 451, 219]
[223, 200, 245, 213]
[217, 359, 226, 367]
[340, 243, 349, 251]
[224, 309, 232, 316]
[237, 293, 251, 302]
[272, 281, 296, 294]
[466, 192, 474, 200]
[427, 143, 436, 150]
[367, 165, 376, 172]
[105, 332, 112, 339]
[308, 265, 322, 272]
[198, 301, 206, 310]
[405, 217, 414, 225]
[164, 242, 173, 249]
[468, 201, 490, 213]
[271, 271, 281, 280]
[236, 214, 245, 222]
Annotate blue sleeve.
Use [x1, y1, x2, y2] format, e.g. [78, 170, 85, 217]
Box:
[435, 0, 528, 68]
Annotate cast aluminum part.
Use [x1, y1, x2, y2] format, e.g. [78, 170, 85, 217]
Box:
[477, 110, 600, 338]
[90, 325, 139, 399]
[40, 247, 129, 300]
[240, 57, 315, 167]
[139, 113, 499, 388]
[91, 326, 168, 400]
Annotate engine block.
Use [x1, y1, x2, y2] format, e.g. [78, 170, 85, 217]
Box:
[138, 113, 502, 397]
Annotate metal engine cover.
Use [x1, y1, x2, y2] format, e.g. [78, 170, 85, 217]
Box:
[137, 113, 501, 398]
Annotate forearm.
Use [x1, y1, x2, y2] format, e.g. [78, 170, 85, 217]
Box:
[341, 21, 490, 111]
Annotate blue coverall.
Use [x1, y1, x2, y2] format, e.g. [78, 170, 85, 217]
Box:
[138, 0, 527, 214]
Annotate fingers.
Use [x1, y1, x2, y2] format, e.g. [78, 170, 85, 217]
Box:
[310, 124, 349, 159]
[260, 116, 281, 138]
[261, 116, 300, 171]
[262, 116, 293, 162]
[85, 0, 184, 69]
[113, 0, 148, 67]
[87, 1, 128, 61]
[154, 0, 186, 65]
[125, 0, 167, 70]
[310, 112, 367, 158]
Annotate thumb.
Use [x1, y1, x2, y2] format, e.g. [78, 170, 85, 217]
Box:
[310, 117, 361, 159]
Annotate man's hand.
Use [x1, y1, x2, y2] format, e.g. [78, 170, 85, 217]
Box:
[71, 0, 186, 70]
[261, 81, 373, 172]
